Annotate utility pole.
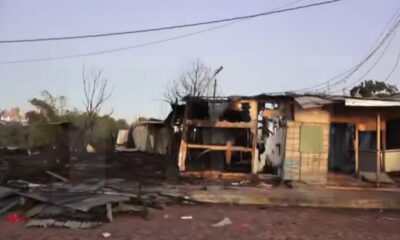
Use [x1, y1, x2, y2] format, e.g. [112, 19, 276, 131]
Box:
[212, 66, 224, 101]
[211, 66, 223, 118]
[210, 66, 223, 170]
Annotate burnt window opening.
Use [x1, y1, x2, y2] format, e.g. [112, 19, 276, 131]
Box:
[186, 99, 252, 123]
[220, 102, 251, 123]
[187, 100, 209, 119]
[187, 127, 251, 147]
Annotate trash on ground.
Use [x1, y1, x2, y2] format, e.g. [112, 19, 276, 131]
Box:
[212, 217, 232, 227]
[6, 212, 28, 223]
[102, 232, 112, 238]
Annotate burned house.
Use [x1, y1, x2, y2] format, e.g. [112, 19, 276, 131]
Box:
[176, 95, 290, 176]
[176, 94, 400, 187]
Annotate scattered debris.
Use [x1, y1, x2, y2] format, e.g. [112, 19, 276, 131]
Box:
[212, 217, 232, 227]
[102, 232, 112, 238]
[0, 197, 23, 215]
[382, 217, 400, 221]
[7, 180, 45, 189]
[255, 182, 273, 189]
[0, 176, 198, 229]
[6, 212, 28, 223]
[0, 186, 15, 199]
[360, 172, 395, 184]
[113, 202, 148, 218]
[26, 219, 102, 229]
[45, 170, 69, 183]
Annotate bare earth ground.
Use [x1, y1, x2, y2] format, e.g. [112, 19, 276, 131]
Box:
[1, 205, 400, 240]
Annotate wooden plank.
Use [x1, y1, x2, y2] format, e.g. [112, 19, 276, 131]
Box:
[187, 144, 252, 152]
[225, 141, 232, 165]
[186, 119, 256, 129]
[181, 171, 252, 180]
[178, 140, 187, 171]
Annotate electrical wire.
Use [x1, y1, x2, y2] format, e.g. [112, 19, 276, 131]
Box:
[328, 14, 400, 94]
[0, 0, 322, 64]
[0, 0, 342, 44]
[274, 4, 400, 94]
[384, 48, 400, 82]
[0, 24, 237, 64]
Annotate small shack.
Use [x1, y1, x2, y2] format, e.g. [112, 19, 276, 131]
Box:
[130, 118, 169, 155]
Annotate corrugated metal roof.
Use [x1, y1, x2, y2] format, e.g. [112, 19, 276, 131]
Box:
[294, 96, 334, 109]
[345, 98, 400, 107]
[0, 186, 15, 199]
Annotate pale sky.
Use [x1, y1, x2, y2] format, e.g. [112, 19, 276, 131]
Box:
[1, 0, 399, 123]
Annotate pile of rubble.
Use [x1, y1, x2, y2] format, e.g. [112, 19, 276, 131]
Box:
[0, 178, 196, 229]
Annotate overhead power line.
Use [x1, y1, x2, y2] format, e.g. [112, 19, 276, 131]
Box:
[0, 0, 342, 44]
[0, 0, 337, 64]
[384, 48, 400, 82]
[344, 23, 400, 87]
[0, 23, 238, 64]
[276, 4, 400, 94]
[328, 12, 400, 94]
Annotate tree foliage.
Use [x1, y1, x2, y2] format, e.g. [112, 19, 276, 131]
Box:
[350, 80, 398, 98]
[26, 90, 66, 123]
[2, 88, 126, 151]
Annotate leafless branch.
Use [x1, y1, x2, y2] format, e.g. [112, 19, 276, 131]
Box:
[82, 66, 112, 135]
[164, 59, 216, 103]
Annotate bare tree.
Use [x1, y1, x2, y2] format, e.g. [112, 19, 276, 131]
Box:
[82, 67, 112, 136]
[165, 59, 216, 103]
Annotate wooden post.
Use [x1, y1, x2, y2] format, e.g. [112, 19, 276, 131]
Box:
[225, 141, 232, 165]
[382, 120, 387, 174]
[250, 100, 259, 174]
[178, 104, 189, 171]
[376, 113, 381, 188]
[354, 124, 359, 178]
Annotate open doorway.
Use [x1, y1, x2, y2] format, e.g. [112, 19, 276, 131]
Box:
[328, 123, 355, 174]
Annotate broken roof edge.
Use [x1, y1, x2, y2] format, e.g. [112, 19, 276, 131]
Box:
[131, 118, 164, 128]
[181, 93, 400, 108]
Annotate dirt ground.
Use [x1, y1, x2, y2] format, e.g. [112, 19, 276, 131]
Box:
[1, 205, 400, 240]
